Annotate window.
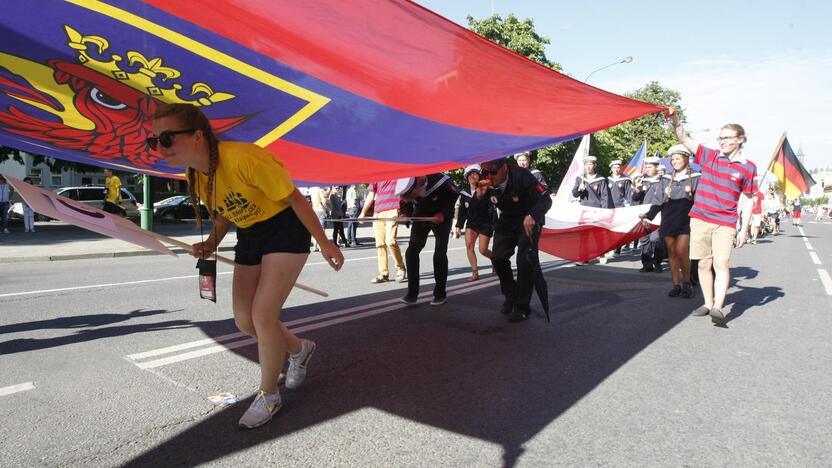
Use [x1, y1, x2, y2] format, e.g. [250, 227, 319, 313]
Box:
[81, 177, 92, 185]
[51, 175, 62, 186]
[59, 189, 79, 200]
[78, 188, 104, 201]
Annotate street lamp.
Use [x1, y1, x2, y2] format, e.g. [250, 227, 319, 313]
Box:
[584, 56, 633, 83]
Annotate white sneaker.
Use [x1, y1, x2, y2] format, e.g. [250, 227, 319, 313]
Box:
[238, 390, 282, 429]
[286, 339, 316, 389]
[598, 257, 608, 265]
[2, 229, 8, 234]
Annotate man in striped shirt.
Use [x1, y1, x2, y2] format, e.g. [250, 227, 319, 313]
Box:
[360, 180, 407, 283]
[669, 110, 757, 324]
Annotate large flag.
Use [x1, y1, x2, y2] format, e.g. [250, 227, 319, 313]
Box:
[0, 1, 662, 185]
[552, 134, 590, 205]
[4, 175, 175, 256]
[539, 204, 656, 262]
[621, 141, 647, 177]
[768, 133, 815, 199]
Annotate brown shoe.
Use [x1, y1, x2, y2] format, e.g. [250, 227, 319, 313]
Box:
[371, 275, 388, 284]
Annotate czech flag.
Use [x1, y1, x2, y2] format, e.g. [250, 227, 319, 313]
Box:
[0, 0, 663, 185]
[621, 141, 647, 177]
[768, 133, 815, 199]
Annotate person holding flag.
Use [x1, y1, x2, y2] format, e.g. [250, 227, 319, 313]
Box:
[571, 155, 613, 265]
[149, 103, 344, 429]
[478, 157, 552, 322]
[455, 165, 494, 282]
[631, 156, 668, 272]
[668, 110, 757, 324]
[102, 169, 126, 217]
[396, 173, 459, 306]
[639, 145, 701, 298]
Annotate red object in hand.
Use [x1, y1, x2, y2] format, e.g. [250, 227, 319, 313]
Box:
[433, 213, 444, 224]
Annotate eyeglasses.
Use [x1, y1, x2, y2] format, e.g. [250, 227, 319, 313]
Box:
[717, 136, 738, 143]
[146, 129, 197, 151]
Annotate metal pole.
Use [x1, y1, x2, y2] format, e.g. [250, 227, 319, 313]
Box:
[140, 174, 153, 230]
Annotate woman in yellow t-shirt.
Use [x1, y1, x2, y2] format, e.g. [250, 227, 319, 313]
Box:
[149, 103, 344, 429]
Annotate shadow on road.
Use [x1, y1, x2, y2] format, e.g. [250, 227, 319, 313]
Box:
[118, 264, 725, 467]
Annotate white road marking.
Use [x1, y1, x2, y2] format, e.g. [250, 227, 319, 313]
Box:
[805, 242, 814, 250]
[1, 247, 467, 299]
[818, 269, 832, 296]
[0, 382, 35, 397]
[128, 262, 567, 369]
[798, 226, 806, 236]
[809, 252, 822, 265]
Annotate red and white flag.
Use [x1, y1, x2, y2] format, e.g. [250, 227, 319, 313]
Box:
[539, 204, 658, 262]
[5, 175, 175, 256]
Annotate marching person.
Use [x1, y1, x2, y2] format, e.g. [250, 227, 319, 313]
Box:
[478, 157, 552, 322]
[455, 165, 494, 282]
[764, 190, 782, 235]
[396, 173, 459, 306]
[22, 177, 36, 232]
[749, 180, 765, 243]
[515, 151, 548, 187]
[608, 159, 632, 254]
[0, 174, 12, 234]
[102, 169, 126, 217]
[668, 109, 757, 324]
[345, 184, 363, 246]
[571, 155, 613, 265]
[149, 103, 344, 429]
[792, 199, 802, 226]
[640, 145, 701, 299]
[360, 180, 407, 283]
[631, 156, 668, 272]
[608, 159, 632, 209]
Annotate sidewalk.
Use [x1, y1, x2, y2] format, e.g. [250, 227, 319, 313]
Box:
[0, 220, 379, 263]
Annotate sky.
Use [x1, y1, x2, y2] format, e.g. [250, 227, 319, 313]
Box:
[415, 0, 832, 171]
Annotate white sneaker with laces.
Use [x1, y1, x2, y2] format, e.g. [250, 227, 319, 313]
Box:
[286, 339, 316, 389]
[238, 390, 282, 429]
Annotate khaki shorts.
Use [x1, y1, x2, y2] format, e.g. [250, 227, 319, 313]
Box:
[690, 217, 735, 261]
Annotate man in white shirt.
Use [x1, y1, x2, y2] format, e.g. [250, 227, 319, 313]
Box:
[0, 175, 12, 234]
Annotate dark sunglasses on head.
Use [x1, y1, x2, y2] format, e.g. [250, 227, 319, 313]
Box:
[146, 129, 197, 151]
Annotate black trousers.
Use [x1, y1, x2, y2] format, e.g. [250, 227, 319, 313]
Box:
[406, 215, 452, 298]
[491, 225, 540, 311]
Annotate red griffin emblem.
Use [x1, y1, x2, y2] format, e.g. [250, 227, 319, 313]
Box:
[0, 26, 248, 168]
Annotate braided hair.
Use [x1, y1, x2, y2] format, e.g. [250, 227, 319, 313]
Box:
[151, 104, 219, 227]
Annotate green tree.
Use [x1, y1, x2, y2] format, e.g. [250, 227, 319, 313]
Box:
[594, 81, 686, 170]
[466, 14, 561, 71]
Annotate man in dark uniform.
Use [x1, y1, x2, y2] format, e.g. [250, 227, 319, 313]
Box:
[571, 155, 613, 265]
[396, 174, 459, 306]
[515, 151, 548, 187]
[608, 159, 632, 209]
[631, 156, 668, 272]
[608, 159, 632, 254]
[478, 157, 552, 322]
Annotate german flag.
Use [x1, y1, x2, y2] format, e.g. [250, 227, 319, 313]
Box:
[768, 134, 815, 199]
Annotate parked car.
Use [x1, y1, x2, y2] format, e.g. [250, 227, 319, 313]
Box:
[152, 195, 209, 221]
[59, 186, 141, 218]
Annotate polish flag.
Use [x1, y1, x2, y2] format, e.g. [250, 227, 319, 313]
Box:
[539, 204, 659, 262]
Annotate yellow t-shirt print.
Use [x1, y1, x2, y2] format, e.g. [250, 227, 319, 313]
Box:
[196, 142, 296, 228]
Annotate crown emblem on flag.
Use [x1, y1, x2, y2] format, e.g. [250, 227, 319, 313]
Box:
[64, 25, 235, 106]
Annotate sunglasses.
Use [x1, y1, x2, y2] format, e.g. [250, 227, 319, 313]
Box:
[146, 129, 197, 151]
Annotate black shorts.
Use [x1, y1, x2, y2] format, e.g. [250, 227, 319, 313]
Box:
[234, 208, 311, 266]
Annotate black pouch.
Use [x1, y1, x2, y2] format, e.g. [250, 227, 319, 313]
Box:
[196, 258, 217, 302]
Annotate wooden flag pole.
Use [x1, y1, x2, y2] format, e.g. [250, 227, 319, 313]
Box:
[149, 232, 328, 297]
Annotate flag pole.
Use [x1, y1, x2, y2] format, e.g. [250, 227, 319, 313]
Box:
[150, 232, 328, 297]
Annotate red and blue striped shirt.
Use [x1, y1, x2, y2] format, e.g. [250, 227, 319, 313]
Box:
[369, 180, 400, 213]
[690, 145, 757, 227]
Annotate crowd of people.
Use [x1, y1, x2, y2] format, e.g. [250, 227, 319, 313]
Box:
[0, 102, 807, 431]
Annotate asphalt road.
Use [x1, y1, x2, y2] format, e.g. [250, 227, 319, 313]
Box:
[1, 220, 831, 467]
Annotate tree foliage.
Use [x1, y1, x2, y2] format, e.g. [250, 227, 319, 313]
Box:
[466, 14, 561, 71]
[593, 81, 686, 170]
